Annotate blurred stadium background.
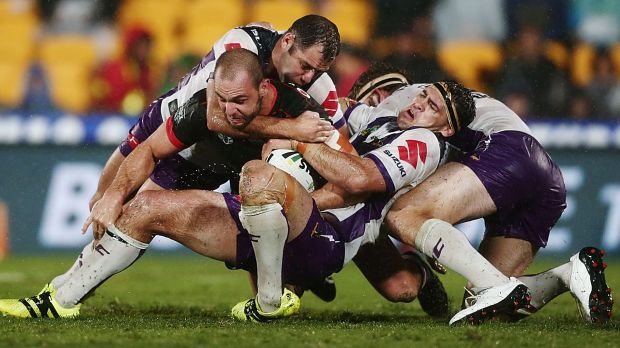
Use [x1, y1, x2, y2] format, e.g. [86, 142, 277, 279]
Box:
[0, 0, 619, 257]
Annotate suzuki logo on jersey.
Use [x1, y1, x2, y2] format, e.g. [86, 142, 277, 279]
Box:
[383, 149, 407, 177]
[397, 140, 427, 168]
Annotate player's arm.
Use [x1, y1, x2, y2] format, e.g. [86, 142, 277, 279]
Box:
[84, 91, 207, 239]
[206, 80, 334, 142]
[266, 139, 385, 195]
[311, 182, 370, 210]
[89, 148, 125, 210]
[82, 123, 179, 240]
[245, 110, 334, 142]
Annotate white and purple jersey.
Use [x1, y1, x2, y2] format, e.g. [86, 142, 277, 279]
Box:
[368, 84, 566, 248]
[324, 103, 447, 265]
[119, 25, 344, 157]
[366, 84, 532, 152]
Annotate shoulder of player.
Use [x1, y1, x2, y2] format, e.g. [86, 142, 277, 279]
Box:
[398, 127, 442, 146]
[304, 72, 337, 92]
[271, 79, 311, 99]
[212, 28, 260, 54]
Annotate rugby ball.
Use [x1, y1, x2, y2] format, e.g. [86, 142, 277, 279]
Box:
[266, 149, 324, 192]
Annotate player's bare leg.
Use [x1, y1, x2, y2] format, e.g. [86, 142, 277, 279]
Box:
[353, 232, 450, 318]
[51, 178, 167, 292]
[54, 190, 239, 309]
[353, 233, 422, 303]
[386, 162, 507, 288]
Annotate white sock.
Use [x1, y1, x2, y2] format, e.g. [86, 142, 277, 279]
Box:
[518, 263, 571, 309]
[50, 256, 82, 290]
[415, 219, 508, 288]
[239, 203, 288, 313]
[53, 224, 148, 308]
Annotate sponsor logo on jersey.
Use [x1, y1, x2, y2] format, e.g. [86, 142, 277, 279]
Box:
[321, 91, 339, 116]
[397, 140, 427, 169]
[224, 43, 241, 51]
[168, 99, 178, 116]
[383, 149, 407, 177]
[295, 87, 311, 99]
[217, 133, 234, 145]
[127, 134, 140, 149]
[249, 29, 264, 51]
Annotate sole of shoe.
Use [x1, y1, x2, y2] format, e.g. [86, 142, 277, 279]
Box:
[452, 284, 531, 325]
[572, 247, 613, 324]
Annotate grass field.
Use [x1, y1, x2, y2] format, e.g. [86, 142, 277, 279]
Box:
[0, 252, 618, 347]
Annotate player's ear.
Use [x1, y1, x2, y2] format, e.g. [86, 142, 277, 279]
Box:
[281, 32, 295, 50]
[258, 79, 269, 97]
[367, 91, 383, 107]
[439, 126, 455, 138]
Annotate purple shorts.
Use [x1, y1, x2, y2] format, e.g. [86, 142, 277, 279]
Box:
[460, 131, 566, 247]
[149, 155, 231, 190]
[222, 193, 345, 287]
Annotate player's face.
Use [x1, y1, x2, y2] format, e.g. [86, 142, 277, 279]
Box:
[278, 44, 331, 86]
[214, 72, 262, 129]
[397, 85, 452, 134]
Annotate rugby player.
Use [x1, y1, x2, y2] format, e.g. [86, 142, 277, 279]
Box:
[0, 48, 344, 319]
[350, 64, 612, 324]
[230, 80, 477, 320]
[89, 14, 343, 209]
[0, 78, 472, 324]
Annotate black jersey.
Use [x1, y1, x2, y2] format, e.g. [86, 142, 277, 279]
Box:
[163, 79, 329, 183]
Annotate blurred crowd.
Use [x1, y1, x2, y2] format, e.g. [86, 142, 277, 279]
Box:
[2, 0, 620, 121]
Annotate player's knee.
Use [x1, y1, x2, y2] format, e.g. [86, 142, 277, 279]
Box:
[117, 191, 161, 233]
[385, 207, 431, 244]
[239, 160, 285, 205]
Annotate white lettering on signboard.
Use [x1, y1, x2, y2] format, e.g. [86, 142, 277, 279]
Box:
[39, 163, 102, 247]
[600, 184, 620, 251]
[38, 163, 183, 249]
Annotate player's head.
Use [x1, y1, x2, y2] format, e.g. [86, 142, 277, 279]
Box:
[214, 48, 268, 129]
[274, 15, 340, 86]
[349, 62, 410, 106]
[397, 81, 475, 137]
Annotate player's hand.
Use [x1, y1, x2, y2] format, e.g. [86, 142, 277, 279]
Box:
[82, 192, 124, 241]
[261, 138, 295, 160]
[88, 191, 103, 211]
[291, 111, 333, 143]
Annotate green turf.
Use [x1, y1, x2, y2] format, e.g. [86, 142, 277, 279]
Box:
[0, 252, 618, 347]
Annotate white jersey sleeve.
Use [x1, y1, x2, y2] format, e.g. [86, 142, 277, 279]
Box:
[345, 102, 401, 134]
[363, 128, 441, 193]
[377, 84, 425, 114]
[377, 84, 532, 136]
[211, 28, 260, 58]
[469, 92, 532, 135]
[159, 28, 259, 121]
[345, 103, 375, 134]
[305, 73, 345, 129]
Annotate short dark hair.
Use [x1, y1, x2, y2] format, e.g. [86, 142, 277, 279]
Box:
[214, 48, 263, 88]
[287, 14, 340, 63]
[348, 61, 410, 100]
[435, 80, 476, 132]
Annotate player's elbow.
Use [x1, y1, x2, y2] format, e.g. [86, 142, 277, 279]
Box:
[341, 173, 373, 195]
